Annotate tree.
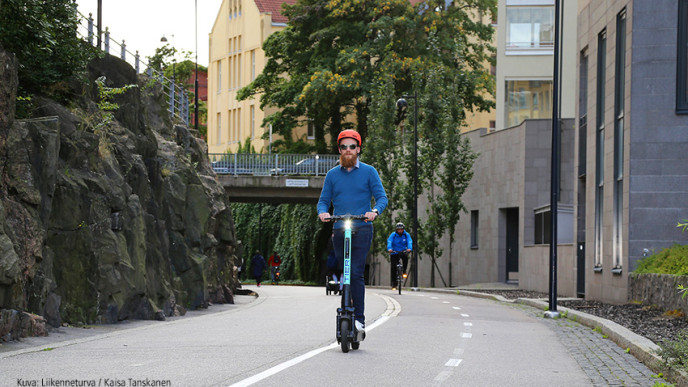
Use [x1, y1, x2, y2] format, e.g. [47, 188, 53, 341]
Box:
[0, 0, 98, 101]
[237, 0, 495, 283]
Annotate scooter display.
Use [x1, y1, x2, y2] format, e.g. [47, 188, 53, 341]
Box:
[328, 214, 368, 353]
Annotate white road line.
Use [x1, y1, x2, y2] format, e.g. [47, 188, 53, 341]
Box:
[464, 322, 473, 327]
[434, 370, 453, 382]
[445, 359, 463, 367]
[228, 293, 398, 387]
[461, 333, 472, 338]
[452, 306, 461, 310]
[442, 301, 450, 304]
[454, 348, 465, 355]
[460, 313, 469, 318]
[431, 296, 439, 299]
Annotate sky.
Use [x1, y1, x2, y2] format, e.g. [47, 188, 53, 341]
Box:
[75, 0, 224, 68]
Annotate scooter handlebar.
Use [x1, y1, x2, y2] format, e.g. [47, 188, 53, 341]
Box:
[326, 214, 369, 222]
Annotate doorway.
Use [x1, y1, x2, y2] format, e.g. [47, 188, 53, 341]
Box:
[506, 208, 519, 283]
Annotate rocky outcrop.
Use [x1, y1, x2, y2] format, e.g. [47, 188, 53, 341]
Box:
[0, 46, 239, 339]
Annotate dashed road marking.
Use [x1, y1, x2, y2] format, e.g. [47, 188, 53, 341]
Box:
[460, 313, 469, 318]
[452, 306, 461, 310]
[445, 359, 463, 367]
[228, 293, 398, 387]
[464, 322, 473, 327]
[461, 333, 472, 338]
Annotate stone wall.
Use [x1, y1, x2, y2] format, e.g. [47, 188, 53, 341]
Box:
[629, 273, 688, 313]
[0, 45, 240, 339]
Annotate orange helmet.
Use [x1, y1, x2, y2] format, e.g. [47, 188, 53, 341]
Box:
[337, 130, 362, 146]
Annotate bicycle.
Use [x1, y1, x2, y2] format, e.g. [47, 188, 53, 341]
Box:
[390, 251, 409, 295]
[327, 214, 368, 353]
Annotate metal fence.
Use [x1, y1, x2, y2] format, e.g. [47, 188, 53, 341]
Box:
[208, 154, 340, 176]
[75, 12, 189, 125]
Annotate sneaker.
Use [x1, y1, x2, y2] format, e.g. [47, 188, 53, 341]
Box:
[355, 320, 365, 333]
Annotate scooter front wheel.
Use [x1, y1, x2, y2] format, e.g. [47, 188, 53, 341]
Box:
[340, 320, 350, 353]
[352, 341, 360, 350]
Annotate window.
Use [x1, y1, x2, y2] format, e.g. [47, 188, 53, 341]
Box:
[470, 210, 479, 248]
[678, 0, 688, 113]
[307, 120, 315, 139]
[251, 50, 256, 81]
[579, 49, 588, 178]
[236, 107, 241, 144]
[613, 10, 626, 272]
[250, 106, 255, 139]
[534, 208, 551, 245]
[505, 5, 554, 50]
[216, 112, 222, 145]
[505, 80, 552, 127]
[237, 53, 242, 88]
[594, 30, 606, 271]
[217, 61, 222, 93]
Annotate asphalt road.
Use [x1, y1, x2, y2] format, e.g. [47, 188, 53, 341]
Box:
[1, 285, 594, 386]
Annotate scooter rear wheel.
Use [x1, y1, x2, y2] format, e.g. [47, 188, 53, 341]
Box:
[340, 320, 350, 353]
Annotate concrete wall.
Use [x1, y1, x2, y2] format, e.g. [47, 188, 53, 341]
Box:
[627, 1, 688, 268]
[578, 0, 688, 304]
[376, 118, 577, 295]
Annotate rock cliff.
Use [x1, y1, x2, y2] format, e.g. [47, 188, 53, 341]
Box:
[0, 45, 240, 340]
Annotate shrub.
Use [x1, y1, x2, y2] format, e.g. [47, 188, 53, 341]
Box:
[0, 0, 97, 100]
[635, 244, 688, 275]
[657, 329, 688, 371]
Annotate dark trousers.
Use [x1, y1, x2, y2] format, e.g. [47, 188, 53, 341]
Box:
[333, 223, 373, 326]
[390, 252, 409, 288]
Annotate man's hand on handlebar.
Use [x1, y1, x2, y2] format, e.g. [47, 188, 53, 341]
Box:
[318, 212, 331, 222]
[364, 211, 377, 222]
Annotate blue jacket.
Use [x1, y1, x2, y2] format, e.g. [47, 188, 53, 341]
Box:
[317, 160, 388, 229]
[387, 230, 413, 252]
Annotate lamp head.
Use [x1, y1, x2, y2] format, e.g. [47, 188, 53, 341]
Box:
[396, 98, 408, 110]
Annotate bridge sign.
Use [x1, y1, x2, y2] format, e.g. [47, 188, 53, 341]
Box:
[285, 179, 309, 187]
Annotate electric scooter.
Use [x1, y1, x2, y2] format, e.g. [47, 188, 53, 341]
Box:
[328, 214, 368, 353]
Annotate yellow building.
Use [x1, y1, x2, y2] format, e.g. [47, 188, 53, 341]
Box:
[207, 0, 298, 154]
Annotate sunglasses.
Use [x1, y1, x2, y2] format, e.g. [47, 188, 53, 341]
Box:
[339, 144, 358, 150]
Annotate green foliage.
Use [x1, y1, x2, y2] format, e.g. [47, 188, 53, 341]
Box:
[0, 0, 98, 101]
[239, 0, 496, 153]
[679, 220, 688, 232]
[635, 244, 688, 276]
[657, 329, 688, 373]
[231, 203, 330, 283]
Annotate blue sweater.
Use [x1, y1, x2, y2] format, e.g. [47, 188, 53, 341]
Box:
[387, 230, 413, 252]
[317, 160, 388, 229]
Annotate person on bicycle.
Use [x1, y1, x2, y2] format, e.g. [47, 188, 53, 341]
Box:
[268, 251, 281, 284]
[317, 129, 388, 336]
[387, 222, 413, 289]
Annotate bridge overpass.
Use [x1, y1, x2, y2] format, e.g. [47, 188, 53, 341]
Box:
[210, 153, 336, 204]
[217, 174, 324, 204]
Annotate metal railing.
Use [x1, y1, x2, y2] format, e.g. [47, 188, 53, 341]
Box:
[208, 154, 340, 176]
[76, 12, 189, 125]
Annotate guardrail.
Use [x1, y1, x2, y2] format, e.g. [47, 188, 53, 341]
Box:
[76, 12, 189, 125]
[208, 154, 339, 176]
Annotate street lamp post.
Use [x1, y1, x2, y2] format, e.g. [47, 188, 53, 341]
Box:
[396, 93, 419, 290]
[545, 0, 562, 319]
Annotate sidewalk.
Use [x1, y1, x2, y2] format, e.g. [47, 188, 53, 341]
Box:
[399, 283, 687, 386]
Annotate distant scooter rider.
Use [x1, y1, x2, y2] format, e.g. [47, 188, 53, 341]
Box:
[268, 251, 281, 284]
[387, 222, 413, 289]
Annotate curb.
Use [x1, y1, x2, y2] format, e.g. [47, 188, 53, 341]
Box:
[381, 286, 688, 386]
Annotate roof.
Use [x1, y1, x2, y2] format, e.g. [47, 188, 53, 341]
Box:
[254, 0, 297, 24]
